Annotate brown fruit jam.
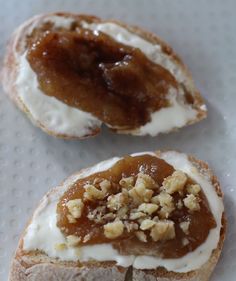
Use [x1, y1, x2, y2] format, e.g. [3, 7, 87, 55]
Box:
[27, 27, 178, 130]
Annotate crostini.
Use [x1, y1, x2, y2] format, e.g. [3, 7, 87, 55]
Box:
[9, 151, 225, 281]
[2, 13, 207, 138]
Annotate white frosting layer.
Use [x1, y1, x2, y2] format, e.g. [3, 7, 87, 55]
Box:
[15, 53, 101, 137]
[136, 88, 196, 136]
[15, 15, 199, 137]
[23, 152, 223, 273]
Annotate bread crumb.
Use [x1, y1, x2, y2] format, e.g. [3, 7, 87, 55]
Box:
[66, 199, 84, 219]
[162, 171, 187, 194]
[179, 221, 190, 234]
[183, 194, 200, 212]
[150, 220, 175, 242]
[138, 203, 158, 215]
[104, 220, 124, 239]
[140, 219, 156, 230]
[135, 231, 147, 242]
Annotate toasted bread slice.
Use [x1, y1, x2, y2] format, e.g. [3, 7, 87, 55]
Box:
[2, 13, 207, 139]
[9, 151, 225, 281]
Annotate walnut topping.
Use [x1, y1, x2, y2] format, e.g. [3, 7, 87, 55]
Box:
[179, 221, 190, 234]
[154, 191, 174, 219]
[135, 173, 158, 190]
[107, 191, 129, 211]
[129, 185, 153, 204]
[176, 199, 183, 209]
[99, 179, 111, 193]
[62, 170, 202, 245]
[150, 220, 175, 242]
[140, 219, 156, 230]
[84, 184, 106, 201]
[183, 194, 200, 212]
[135, 231, 147, 242]
[162, 170, 187, 194]
[182, 237, 189, 246]
[66, 235, 81, 246]
[104, 220, 124, 239]
[83, 233, 92, 243]
[119, 176, 135, 188]
[187, 184, 201, 195]
[124, 221, 139, 232]
[66, 199, 84, 219]
[67, 214, 76, 224]
[130, 211, 146, 220]
[117, 206, 129, 219]
[138, 203, 158, 215]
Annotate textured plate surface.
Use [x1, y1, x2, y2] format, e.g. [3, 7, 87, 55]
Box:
[0, 0, 235, 280]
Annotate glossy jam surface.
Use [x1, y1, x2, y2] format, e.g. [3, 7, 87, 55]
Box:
[57, 155, 216, 258]
[27, 26, 178, 129]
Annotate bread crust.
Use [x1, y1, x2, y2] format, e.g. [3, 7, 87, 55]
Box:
[8, 151, 226, 281]
[1, 12, 207, 139]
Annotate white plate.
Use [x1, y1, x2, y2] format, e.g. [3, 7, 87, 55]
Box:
[0, 0, 235, 280]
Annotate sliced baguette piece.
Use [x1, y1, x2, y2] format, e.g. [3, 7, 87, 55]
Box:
[1, 13, 207, 139]
[9, 151, 226, 281]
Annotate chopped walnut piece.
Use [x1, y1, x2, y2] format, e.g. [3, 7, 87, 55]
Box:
[150, 220, 175, 242]
[176, 199, 183, 209]
[119, 176, 135, 188]
[124, 221, 139, 232]
[135, 231, 147, 242]
[138, 203, 158, 215]
[130, 211, 146, 220]
[187, 184, 201, 195]
[179, 221, 190, 234]
[140, 219, 156, 230]
[66, 235, 81, 247]
[128, 188, 143, 205]
[117, 206, 128, 219]
[102, 212, 116, 220]
[66, 199, 84, 219]
[107, 191, 129, 211]
[162, 171, 187, 194]
[67, 214, 76, 224]
[183, 194, 200, 212]
[136, 173, 158, 190]
[84, 184, 106, 201]
[99, 179, 111, 194]
[104, 220, 124, 239]
[129, 179, 154, 204]
[182, 237, 189, 246]
[83, 233, 92, 243]
[154, 191, 174, 219]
